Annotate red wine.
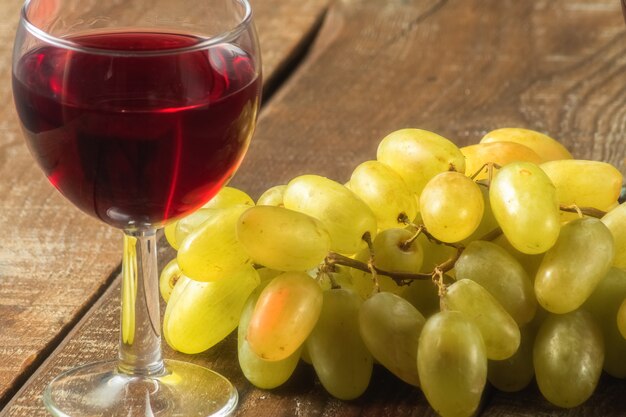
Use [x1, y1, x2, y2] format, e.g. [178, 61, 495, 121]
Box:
[13, 32, 260, 229]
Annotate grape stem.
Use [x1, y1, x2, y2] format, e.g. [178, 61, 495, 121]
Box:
[323, 202, 607, 288]
[559, 204, 606, 218]
[324, 228, 465, 287]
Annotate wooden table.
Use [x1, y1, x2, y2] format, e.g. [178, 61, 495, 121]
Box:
[1, 0, 626, 416]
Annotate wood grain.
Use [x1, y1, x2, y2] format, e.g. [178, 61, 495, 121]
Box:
[4, 0, 626, 416]
[0, 0, 329, 408]
[233, 0, 626, 198]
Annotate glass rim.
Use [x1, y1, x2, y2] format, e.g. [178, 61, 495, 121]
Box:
[20, 0, 254, 56]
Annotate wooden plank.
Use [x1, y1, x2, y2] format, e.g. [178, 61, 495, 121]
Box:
[5, 0, 626, 416]
[0, 0, 329, 408]
[235, 0, 626, 199]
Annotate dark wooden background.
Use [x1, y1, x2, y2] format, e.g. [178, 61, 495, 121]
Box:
[1, 0, 626, 416]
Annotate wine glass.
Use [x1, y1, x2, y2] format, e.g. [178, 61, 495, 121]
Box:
[12, 0, 261, 415]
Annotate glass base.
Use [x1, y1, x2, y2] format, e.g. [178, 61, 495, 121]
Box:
[43, 359, 238, 417]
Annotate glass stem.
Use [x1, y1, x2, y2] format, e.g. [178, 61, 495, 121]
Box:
[118, 229, 165, 376]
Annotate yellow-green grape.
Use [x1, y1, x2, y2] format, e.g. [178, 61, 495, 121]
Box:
[602, 202, 626, 269]
[256, 184, 286, 206]
[619, 298, 626, 339]
[420, 171, 484, 243]
[413, 228, 457, 274]
[488, 321, 538, 392]
[159, 258, 184, 302]
[534, 310, 604, 408]
[349, 160, 417, 229]
[238, 281, 300, 389]
[306, 289, 373, 400]
[461, 141, 543, 180]
[283, 175, 377, 255]
[454, 241, 536, 326]
[582, 267, 626, 378]
[541, 160, 622, 222]
[350, 248, 403, 295]
[202, 186, 254, 209]
[400, 279, 441, 318]
[492, 234, 543, 279]
[323, 264, 373, 300]
[461, 182, 499, 243]
[373, 227, 424, 276]
[480, 128, 572, 161]
[247, 271, 323, 361]
[175, 208, 216, 245]
[417, 310, 487, 417]
[237, 206, 331, 271]
[164, 221, 179, 250]
[489, 161, 560, 254]
[443, 279, 520, 360]
[535, 217, 614, 314]
[177, 205, 250, 281]
[359, 292, 424, 386]
[256, 267, 282, 284]
[376, 128, 466, 196]
[163, 265, 259, 354]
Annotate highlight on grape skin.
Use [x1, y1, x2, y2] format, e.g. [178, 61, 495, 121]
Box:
[158, 126, 626, 414]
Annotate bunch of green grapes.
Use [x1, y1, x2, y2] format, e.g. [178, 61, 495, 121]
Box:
[160, 127, 626, 417]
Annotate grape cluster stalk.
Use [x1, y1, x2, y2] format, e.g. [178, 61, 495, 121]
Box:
[160, 127, 626, 417]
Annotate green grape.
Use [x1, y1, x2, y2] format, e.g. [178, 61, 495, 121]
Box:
[443, 279, 520, 360]
[413, 228, 457, 274]
[582, 267, 626, 378]
[283, 174, 377, 255]
[257, 184, 286, 206]
[247, 271, 323, 361]
[349, 160, 417, 229]
[535, 217, 614, 314]
[300, 342, 312, 365]
[175, 208, 216, 245]
[492, 234, 543, 279]
[454, 240, 536, 326]
[177, 205, 251, 281]
[461, 181, 499, 243]
[163, 265, 259, 354]
[306, 289, 373, 400]
[461, 141, 543, 180]
[159, 258, 184, 303]
[489, 161, 560, 254]
[534, 310, 604, 408]
[541, 159, 622, 222]
[488, 319, 539, 392]
[400, 278, 441, 318]
[420, 171, 484, 243]
[601, 202, 626, 269]
[237, 205, 331, 271]
[480, 128, 572, 161]
[376, 128, 466, 196]
[359, 292, 424, 386]
[238, 281, 300, 389]
[350, 248, 403, 295]
[373, 228, 423, 272]
[357, 227, 425, 294]
[619, 298, 626, 339]
[320, 264, 373, 300]
[417, 310, 487, 417]
[256, 267, 282, 284]
[202, 186, 254, 209]
[164, 221, 179, 250]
